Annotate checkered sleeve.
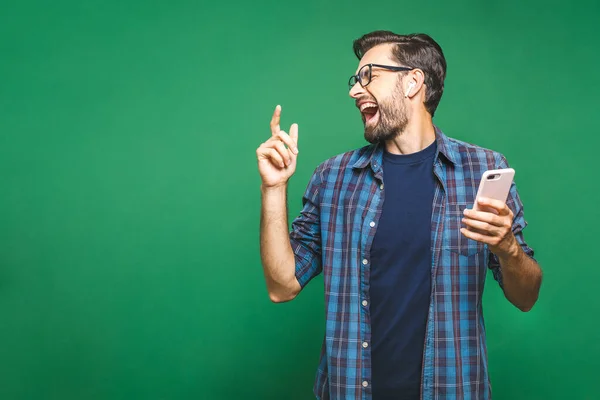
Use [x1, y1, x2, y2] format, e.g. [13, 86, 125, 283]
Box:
[289, 166, 323, 289]
[488, 154, 537, 288]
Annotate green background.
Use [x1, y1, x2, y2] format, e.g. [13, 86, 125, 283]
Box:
[1, 0, 598, 399]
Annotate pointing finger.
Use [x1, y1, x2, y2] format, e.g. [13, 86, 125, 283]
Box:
[270, 105, 281, 137]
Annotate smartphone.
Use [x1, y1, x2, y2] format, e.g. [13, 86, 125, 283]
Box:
[473, 168, 515, 213]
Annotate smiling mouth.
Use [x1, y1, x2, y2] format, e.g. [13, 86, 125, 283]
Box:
[360, 103, 379, 125]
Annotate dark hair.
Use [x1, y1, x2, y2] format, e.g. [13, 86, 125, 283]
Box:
[353, 31, 447, 117]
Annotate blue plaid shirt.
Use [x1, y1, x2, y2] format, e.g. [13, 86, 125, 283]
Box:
[289, 127, 535, 400]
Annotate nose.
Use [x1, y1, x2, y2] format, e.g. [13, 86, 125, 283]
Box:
[349, 81, 364, 99]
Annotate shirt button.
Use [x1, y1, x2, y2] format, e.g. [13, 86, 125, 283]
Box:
[380, 184, 384, 190]
[369, 221, 375, 227]
[362, 381, 369, 388]
[362, 300, 368, 307]
[362, 341, 368, 348]
[362, 259, 368, 265]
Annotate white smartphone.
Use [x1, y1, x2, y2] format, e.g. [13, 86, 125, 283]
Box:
[473, 168, 515, 213]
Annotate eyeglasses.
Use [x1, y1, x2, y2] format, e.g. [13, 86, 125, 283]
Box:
[348, 63, 414, 90]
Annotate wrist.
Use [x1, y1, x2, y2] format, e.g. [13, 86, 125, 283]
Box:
[497, 238, 521, 262]
[261, 183, 287, 195]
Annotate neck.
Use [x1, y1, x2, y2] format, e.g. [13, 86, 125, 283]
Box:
[384, 111, 436, 155]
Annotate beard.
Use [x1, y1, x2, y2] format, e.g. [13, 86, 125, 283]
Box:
[363, 85, 408, 144]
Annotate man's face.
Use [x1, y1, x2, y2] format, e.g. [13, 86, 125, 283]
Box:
[349, 44, 409, 144]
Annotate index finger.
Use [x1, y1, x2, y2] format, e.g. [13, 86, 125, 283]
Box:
[270, 105, 281, 136]
[477, 197, 510, 215]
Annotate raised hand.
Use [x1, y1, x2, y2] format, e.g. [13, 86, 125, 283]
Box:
[256, 105, 299, 188]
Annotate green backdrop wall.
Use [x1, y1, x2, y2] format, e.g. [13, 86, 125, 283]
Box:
[1, 0, 598, 399]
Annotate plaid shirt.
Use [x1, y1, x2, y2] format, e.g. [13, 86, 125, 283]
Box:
[289, 127, 535, 400]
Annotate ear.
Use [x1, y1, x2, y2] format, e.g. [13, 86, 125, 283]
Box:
[404, 69, 425, 99]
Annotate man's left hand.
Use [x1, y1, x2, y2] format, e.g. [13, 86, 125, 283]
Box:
[460, 197, 519, 259]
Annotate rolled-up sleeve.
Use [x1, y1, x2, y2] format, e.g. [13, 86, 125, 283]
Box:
[488, 154, 537, 289]
[290, 166, 323, 289]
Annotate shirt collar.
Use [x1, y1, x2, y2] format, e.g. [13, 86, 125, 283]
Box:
[352, 125, 457, 171]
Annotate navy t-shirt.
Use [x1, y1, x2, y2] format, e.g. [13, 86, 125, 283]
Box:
[369, 140, 437, 399]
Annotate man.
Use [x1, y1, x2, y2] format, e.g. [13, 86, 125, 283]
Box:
[256, 30, 542, 400]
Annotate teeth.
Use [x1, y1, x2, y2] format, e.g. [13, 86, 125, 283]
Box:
[360, 103, 378, 112]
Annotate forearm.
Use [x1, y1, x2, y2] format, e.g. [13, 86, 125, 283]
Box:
[260, 184, 300, 302]
[497, 245, 542, 312]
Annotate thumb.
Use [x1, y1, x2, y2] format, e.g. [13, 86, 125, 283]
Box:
[290, 123, 299, 147]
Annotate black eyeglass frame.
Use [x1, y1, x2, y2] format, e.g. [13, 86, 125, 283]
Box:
[348, 63, 414, 90]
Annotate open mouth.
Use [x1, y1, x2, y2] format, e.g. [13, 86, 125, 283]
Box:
[360, 102, 379, 125]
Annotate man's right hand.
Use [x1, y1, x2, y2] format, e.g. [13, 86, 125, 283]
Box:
[256, 105, 299, 188]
